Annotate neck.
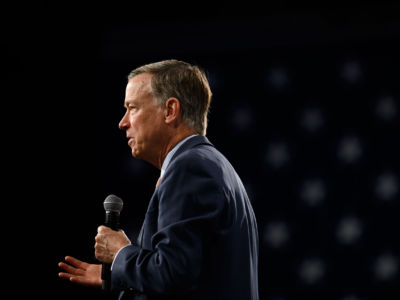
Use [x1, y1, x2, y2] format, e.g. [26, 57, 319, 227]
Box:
[156, 128, 197, 170]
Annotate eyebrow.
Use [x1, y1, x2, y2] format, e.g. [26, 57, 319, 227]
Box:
[123, 98, 134, 108]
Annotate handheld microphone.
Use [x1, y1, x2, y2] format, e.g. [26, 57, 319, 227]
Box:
[102, 194, 123, 292]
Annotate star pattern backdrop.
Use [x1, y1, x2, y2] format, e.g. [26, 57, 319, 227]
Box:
[90, 22, 400, 299]
[7, 3, 399, 300]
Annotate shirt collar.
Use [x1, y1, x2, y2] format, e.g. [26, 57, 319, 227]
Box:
[160, 134, 198, 177]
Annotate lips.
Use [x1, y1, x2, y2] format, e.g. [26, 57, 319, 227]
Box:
[127, 136, 135, 146]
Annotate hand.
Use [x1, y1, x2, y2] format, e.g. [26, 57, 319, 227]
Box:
[94, 225, 131, 264]
[58, 256, 102, 288]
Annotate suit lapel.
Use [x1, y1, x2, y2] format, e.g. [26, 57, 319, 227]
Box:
[137, 135, 213, 249]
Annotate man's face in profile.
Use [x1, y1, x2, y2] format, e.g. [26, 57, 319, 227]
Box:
[119, 73, 165, 163]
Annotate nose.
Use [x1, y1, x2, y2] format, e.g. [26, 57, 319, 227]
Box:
[119, 110, 129, 130]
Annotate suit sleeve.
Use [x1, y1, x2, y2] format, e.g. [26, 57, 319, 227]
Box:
[111, 154, 228, 296]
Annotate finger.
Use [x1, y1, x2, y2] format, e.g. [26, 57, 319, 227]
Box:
[94, 247, 105, 260]
[59, 272, 73, 279]
[58, 262, 85, 275]
[69, 275, 98, 287]
[95, 234, 104, 242]
[97, 225, 110, 233]
[65, 256, 89, 270]
[59, 273, 89, 287]
[69, 276, 85, 285]
[94, 241, 106, 250]
[58, 262, 73, 273]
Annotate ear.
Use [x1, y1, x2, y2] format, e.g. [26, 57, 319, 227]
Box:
[164, 97, 180, 124]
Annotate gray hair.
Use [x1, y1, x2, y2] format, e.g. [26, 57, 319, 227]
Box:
[128, 59, 212, 135]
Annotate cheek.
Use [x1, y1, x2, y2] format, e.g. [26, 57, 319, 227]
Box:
[131, 116, 149, 138]
[130, 116, 141, 131]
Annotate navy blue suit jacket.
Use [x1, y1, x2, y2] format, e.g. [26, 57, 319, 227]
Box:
[112, 135, 259, 300]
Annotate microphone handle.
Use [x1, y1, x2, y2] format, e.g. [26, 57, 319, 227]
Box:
[102, 264, 112, 291]
[102, 211, 120, 292]
[105, 211, 120, 230]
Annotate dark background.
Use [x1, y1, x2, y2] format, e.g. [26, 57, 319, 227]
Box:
[3, 1, 400, 299]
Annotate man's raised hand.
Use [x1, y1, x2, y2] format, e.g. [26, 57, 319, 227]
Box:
[58, 256, 102, 288]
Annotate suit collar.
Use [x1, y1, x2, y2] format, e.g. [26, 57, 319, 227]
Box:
[160, 134, 197, 177]
[169, 135, 213, 165]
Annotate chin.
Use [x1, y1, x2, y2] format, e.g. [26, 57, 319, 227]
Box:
[131, 150, 139, 158]
[131, 148, 142, 159]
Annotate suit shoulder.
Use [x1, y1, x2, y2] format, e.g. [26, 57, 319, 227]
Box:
[173, 144, 227, 168]
[167, 144, 236, 184]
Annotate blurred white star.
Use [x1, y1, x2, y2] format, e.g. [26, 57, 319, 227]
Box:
[265, 141, 290, 169]
[337, 135, 363, 164]
[336, 215, 363, 245]
[300, 178, 326, 207]
[375, 95, 397, 122]
[373, 252, 398, 281]
[340, 60, 363, 84]
[266, 67, 290, 90]
[231, 106, 254, 133]
[263, 221, 290, 249]
[298, 258, 325, 285]
[374, 172, 399, 201]
[300, 107, 325, 133]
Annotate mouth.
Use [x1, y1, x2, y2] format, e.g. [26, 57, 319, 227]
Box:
[127, 137, 134, 146]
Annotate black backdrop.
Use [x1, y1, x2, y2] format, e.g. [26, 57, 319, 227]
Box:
[4, 1, 400, 299]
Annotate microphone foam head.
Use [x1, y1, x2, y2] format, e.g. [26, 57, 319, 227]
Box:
[104, 194, 123, 213]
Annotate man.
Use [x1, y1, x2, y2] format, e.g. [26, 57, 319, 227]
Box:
[58, 59, 259, 300]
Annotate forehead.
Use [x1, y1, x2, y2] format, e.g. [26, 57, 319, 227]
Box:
[125, 73, 153, 101]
